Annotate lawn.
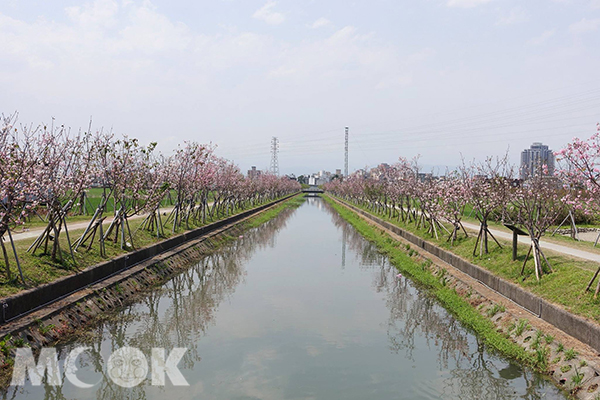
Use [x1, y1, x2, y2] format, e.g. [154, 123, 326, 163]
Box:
[0, 195, 298, 298]
[328, 195, 600, 324]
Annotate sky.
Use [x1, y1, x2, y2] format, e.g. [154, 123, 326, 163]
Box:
[1, 0, 599, 176]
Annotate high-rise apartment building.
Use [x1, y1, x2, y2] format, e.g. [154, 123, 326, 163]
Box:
[247, 166, 262, 179]
[520, 142, 555, 179]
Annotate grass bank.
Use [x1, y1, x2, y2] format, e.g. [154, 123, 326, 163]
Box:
[0, 195, 300, 298]
[0, 194, 306, 386]
[324, 195, 552, 370]
[330, 197, 600, 326]
[244, 195, 306, 229]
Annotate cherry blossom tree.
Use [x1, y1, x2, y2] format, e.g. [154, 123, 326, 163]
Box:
[555, 123, 600, 215]
[0, 114, 38, 283]
[510, 165, 564, 281]
[556, 123, 600, 293]
[166, 141, 213, 232]
[207, 158, 244, 221]
[438, 170, 469, 245]
[104, 137, 161, 249]
[391, 158, 417, 224]
[135, 153, 171, 239]
[462, 154, 514, 256]
[28, 122, 92, 262]
[1, 113, 300, 284]
[413, 173, 447, 239]
[73, 132, 114, 255]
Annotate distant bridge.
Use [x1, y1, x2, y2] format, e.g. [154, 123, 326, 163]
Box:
[302, 186, 324, 195]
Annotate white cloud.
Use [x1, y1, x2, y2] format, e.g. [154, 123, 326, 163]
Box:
[309, 17, 331, 29]
[0, 2, 411, 117]
[252, 1, 285, 25]
[592, 0, 600, 9]
[66, 0, 119, 28]
[447, 0, 492, 8]
[265, 25, 423, 95]
[527, 29, 555, 45]
[375, 74, 413, 89]
[569, 18, 600, 34]
[496, 7, 528, 25]
[118, 4, 192, 52]
[407, 48, 436, 63]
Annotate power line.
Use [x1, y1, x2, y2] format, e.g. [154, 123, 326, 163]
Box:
[219, 85, 600, 165]
[222, 87, 600, 156]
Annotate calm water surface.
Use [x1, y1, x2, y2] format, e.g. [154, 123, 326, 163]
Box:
[4, 198, 567, 399]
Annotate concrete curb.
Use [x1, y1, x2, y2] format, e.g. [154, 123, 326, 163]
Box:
[0, 194, 298, 326]
[332, 196, 600, 354]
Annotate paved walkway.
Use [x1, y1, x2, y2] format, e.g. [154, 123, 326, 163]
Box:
[10, 206, 176, 242]
[461, 221, 600, 264]
[393, 203, 600, 265]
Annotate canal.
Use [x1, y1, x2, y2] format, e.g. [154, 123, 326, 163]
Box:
[4, 197, 566, 399]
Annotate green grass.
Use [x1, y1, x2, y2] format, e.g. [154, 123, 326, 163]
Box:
[0, 194, 299, 298]
[564, 348, 578, 361]
[486, 303, 506, 318]
[323, 195, 541, 371]
[83, 188, 177, 215]
[514, 319, 529, 336]
[15, 188, 179, 231]
[572, 366, 584, 388]
[459, 204, 600, 255]
[331, 196, 600, 324]
[244, 195, 305, 229]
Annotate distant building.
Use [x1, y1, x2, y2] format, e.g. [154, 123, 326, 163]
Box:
[306, 170, 334, 186]
[520, 143, 555, 180]
[247, 166, 262, 179]
[417, 172, 433, 182]
[335, 169, 342, 176]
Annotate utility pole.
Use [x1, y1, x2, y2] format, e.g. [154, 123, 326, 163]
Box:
[270, 136, 279, 176]
[344, 126, 349, 177]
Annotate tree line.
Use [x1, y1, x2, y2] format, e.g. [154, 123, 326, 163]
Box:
[0, 113, 300, 284]
[325, 123, 600, 284]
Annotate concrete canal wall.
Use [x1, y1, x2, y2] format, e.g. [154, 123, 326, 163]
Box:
[332, 197, 600, 353]
[0, 194, 298, 335]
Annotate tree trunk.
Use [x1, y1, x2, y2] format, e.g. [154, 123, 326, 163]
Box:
[483, 222, 489, 254]
[532, 241, 542, 281]
[1, 237, 11, 280]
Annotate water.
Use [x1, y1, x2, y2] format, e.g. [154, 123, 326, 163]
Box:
[3, 198, 566, 399]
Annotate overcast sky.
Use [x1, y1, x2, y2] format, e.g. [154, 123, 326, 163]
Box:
[1, 0, 599, 175]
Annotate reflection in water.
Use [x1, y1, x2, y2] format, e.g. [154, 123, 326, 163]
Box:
[2, 207, 298, 400]
[341, 225, 346, 269]
[321, 200, 561, 400]
[3, 199, 565, 400]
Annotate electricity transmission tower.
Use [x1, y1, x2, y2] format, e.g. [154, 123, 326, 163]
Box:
[270, 136, 279, 176]
[344, 126, 349, 177]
